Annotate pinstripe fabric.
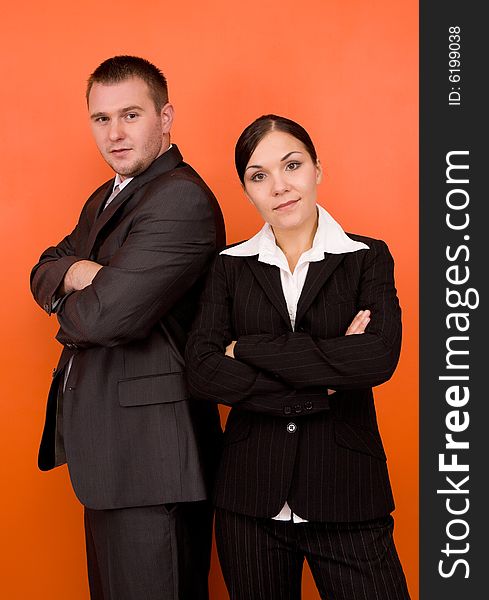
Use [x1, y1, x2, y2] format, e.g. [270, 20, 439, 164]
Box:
[215, 509, 410, 600]
[186, 235, 402, 523]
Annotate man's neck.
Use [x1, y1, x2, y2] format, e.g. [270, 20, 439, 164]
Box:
[116, 142, 173, 183]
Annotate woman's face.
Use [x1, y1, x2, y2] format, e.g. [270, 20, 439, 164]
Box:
[243, 130, 322, 232]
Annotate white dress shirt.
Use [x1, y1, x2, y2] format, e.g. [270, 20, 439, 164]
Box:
[221, 204, 369, 522]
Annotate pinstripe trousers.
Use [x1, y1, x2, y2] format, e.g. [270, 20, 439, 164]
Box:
[215, 508, 410, 600]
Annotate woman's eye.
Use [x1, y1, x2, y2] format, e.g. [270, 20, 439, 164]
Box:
[250, 172, 266, 182]
[286, 161, 301, 171]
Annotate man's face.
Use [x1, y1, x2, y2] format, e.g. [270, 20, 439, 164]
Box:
[88, 77, 173, 179]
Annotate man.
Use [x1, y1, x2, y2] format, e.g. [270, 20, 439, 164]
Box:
[30, 55, 225, 600]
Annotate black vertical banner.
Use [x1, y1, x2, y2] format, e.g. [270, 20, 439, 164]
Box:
[420, 2, 485, 599]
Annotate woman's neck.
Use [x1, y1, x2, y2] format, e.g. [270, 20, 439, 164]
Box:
[273, 212, 318, 273]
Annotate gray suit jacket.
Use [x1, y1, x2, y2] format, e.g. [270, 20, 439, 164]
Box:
[31, 145, 225, 510]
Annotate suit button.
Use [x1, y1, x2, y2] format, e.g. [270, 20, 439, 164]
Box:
[283, 406, 292, 415]
[294, 404, 303, 414]
[304, 401, 313, 411]
[43, 303, 50, 312]
[287, 422, 297, 434]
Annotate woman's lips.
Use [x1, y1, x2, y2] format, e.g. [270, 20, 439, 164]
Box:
[274, 199, 299, 211]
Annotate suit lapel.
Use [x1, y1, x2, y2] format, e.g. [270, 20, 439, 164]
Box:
[85, 181, 112, 225]
[295, 254, 346, 325]
[85, 181, 134, 258]
[84, 145, 184, 259]
[245, 259, 292, 329]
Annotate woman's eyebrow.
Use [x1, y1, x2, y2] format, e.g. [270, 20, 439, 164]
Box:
[245, 151, 303, 171]
[280, 151, 303, 161]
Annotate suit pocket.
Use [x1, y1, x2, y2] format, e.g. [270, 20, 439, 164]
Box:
[334, 421, 386, 460]
[118, 372, 188, 407]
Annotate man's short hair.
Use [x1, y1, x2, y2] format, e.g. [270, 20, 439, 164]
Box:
[86, 55, 169, 112]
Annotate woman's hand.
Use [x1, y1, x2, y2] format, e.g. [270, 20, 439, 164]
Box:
[226, 310, 370, 393]
[345, 310, 371, 335]
[327, 310, 371, 395]
[225, 340, 237, 358]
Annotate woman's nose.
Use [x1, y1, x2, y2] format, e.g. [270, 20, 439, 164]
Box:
[271, 174, 289, 196]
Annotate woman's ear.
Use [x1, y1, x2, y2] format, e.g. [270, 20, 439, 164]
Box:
[316, 160, 323, 184]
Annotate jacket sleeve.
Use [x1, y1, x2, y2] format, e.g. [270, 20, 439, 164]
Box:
[185, 255, 330, 416]
[30, 222, 86, 316]
[52, 181, 218, 348]
[233, 240, 402, 390]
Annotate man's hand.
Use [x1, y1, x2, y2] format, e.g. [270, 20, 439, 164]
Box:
[62, 260, 103, 294]
[345, 310, 371, 335]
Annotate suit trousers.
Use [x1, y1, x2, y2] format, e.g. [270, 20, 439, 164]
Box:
[215, 508, 410, 600]
[84, 501, 213, 600]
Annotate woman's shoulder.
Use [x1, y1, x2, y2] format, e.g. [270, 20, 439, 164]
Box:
[343, 234, 396, 272]
[210, 241, 256, 271]
[220, 239, 253, 253]
[217, 238, 261, 265]
[346, 231, 381, 244]
[345, 232, 390, 252]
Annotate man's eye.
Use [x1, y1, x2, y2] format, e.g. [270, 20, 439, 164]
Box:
[125, 113, 138, 120]
[95, 116, 109, 123]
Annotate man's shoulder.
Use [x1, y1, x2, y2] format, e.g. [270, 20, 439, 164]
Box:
[150, 161, 213, 194]
[142, 161, 222, 223]
[136, 145, 211, 193]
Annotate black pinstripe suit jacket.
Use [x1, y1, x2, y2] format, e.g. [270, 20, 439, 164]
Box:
[186, 235, 401, 522]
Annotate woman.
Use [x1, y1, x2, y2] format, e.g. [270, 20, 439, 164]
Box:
[186, 115, 410, 600]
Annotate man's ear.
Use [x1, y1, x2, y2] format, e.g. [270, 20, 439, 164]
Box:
[160, 103, 174, 134]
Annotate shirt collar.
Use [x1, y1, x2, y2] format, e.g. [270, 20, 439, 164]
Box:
[221, 204, 369, 264]
[113, 173, 133, 192]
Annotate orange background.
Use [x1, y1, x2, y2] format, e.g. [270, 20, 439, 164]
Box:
[0, 1, 418, 598]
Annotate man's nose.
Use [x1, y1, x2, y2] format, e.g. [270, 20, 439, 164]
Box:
[108, 120, 124, 141]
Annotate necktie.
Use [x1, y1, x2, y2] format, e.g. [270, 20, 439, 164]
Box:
[103, 183, 121, 210]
